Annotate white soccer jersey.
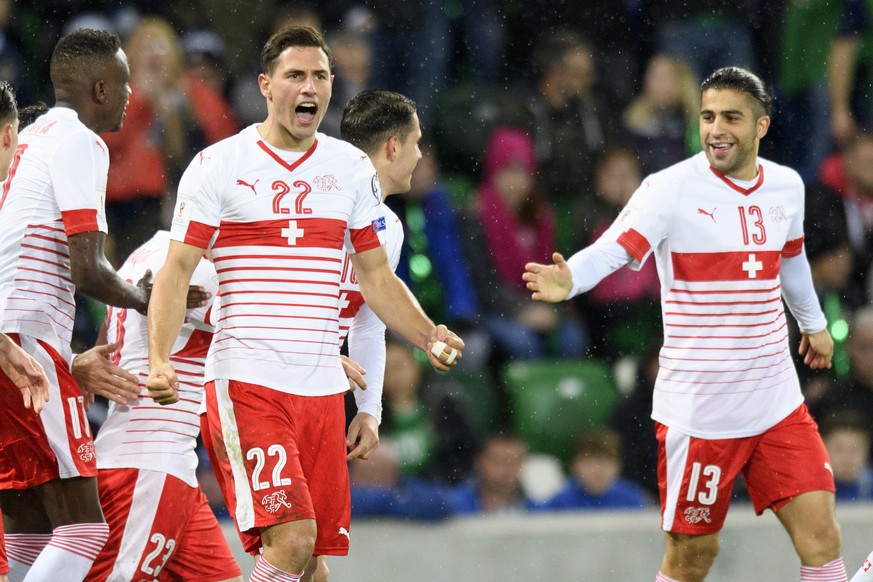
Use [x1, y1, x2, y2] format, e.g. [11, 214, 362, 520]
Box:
[170, 126, 382, 395]
[0, 108, 109, 360]
[339, 203, 404, 422]
[95, 231, 218, 486]
[603, 152, 818, 439]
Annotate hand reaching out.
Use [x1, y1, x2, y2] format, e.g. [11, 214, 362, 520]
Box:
[522, 252, 573, 303]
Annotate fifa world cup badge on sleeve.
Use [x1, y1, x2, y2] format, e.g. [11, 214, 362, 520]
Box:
[173, 194, 195, 228]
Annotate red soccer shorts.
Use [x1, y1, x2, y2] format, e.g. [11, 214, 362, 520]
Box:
[86, 467, 240, 581]
[657, 403, 834, 535]
[202, 379, 351, 556]
[0, 334, 96, 489]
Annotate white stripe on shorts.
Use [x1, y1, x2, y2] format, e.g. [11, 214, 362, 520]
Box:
[213, 378, 257, 532]
[22, 335, 81, 479]
[107, 469, 165, 581]
[661, 427, 690, 532]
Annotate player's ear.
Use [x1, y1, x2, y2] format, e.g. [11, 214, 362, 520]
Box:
[386, 135, 399, 161]
[93, 79, 108, 105]
[258, 73, 272, 100]
[756, 115, 770, 139]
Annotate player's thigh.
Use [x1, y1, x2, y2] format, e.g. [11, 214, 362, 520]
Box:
[158, 487, 241, 581]
[0, 335, 96, 490]
[34, 475, 103, 526]
[743, 404, 835, 514]
[657, 422, 755, 535]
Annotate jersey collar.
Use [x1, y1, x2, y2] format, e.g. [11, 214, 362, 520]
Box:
[709, 163, 764, 196]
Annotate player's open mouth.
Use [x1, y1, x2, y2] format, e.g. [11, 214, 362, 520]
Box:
[296, 103, 317, 123]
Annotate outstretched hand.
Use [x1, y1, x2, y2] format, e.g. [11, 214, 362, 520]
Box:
[799, 329, 834, 370]
[0, 334, 49, 414]
[72, 343, 140, 409]
[522, 252, 573, 303]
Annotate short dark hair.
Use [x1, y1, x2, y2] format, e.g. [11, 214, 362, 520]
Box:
[18, 102, 49, 129]
[700, 66, 773, 118]
[49, 28, 123, 84]
[0, 81, 17, 125]
[261, 25, 332, 75]
[340, 90, 418, 155]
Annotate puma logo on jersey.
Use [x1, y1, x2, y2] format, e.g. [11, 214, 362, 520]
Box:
[824, 461, 833, 475]
[199, 151, 211, 164]
[338, 527, 351, 540]
[236, 178, 260, 195]
[697, 208, 717, 223]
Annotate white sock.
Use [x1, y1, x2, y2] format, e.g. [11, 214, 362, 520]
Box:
[801, 557, 848, 582]
[23, 523, 109, 582]
[5, 534, 51, 582]
[249, 555, 303, 582]
[850, 551, 873, 582]
[656, 573, 681, 582]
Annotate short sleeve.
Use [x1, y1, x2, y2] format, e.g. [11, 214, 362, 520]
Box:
[53, 132, 109, 236]
[604, 176, 673, 269]
[170, 148, 223, 249]
[343, 158, 381, 254]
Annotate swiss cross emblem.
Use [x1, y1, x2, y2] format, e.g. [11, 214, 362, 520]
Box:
[741, 253, 763, 278]
[683, 507, 711, 524]
[281, 220, 304, 245]
[77, 442, 95, 462]
[262, 490, 293, 514]
[314, 174, 341, 191]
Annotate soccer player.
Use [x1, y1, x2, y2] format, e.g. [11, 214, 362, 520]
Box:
[339, 89, 423, 462]
[523, 67, 847, 582]
[83, 230, 241, 581]
[199, 88, 423, 582]
[0, 82, 49, 418]
[0, 29, 204, 581]
[0, 81, 47, 582]
[147, 26, 462, 582]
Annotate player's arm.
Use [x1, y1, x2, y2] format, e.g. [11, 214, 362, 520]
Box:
[346, 303, 385, 460]
[0, 333, 49, 414]
[68, 231, 150, 313]
[146, 240, 205, 404]
[523, 237, 633, 303]
[781, 249, 833, 370]
[350, 245, 463, 371]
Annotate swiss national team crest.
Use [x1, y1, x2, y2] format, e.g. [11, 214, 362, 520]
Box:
[683, 506, 712, 524]
[769, 205, 787, 223]
[77, 441, 95, 463]
[371, 174, 382, 201]
[371, 216, 387, 233]
[262, 490, 294, 514]
[314, 174, 341, 191]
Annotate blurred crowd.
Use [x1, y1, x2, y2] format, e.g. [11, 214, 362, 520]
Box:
[8, 0, 873, 520]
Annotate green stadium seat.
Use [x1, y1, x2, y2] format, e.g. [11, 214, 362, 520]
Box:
[501, 358, 619, 462]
